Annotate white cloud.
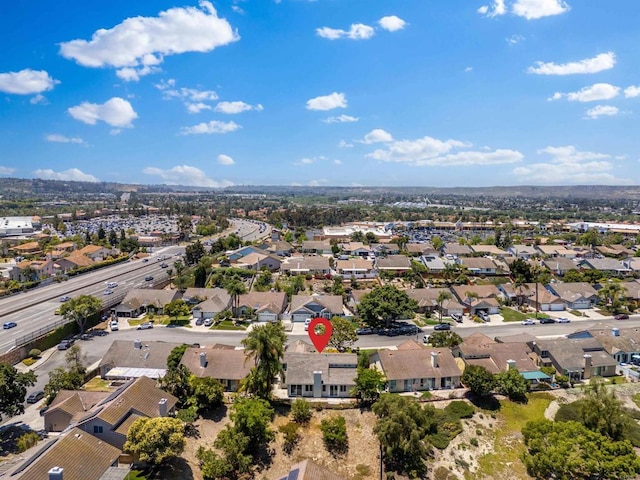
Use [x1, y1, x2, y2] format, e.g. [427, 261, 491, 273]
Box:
[59, 1, 239, 81]
[30, 94, 47, 105]
[323, 114, 359, 124]
[306, 92, 347, 111]
[143, 164, 232, 187]
[512, 0, 570, 20]
[624, 85, 640, 98]
[300, 158, 314, 165]
[550, 83, 620, 102]
[68, 97, 138, 127]
[308, 179, 328, 187]
[179, 120, 241, 135]
[512, 145, 630, 184]
[528, 52, 616, 75]
[231, 5, 244, 14]
[34, 168, 99, 182]
[465, 66, 473, 72]
[110, 129, 122, 136]
[584, 105, 619, 119]
[362, 129, 394, 144]
[217, 154, 235, 165]
[45, 134, 85, 144]
[338, 140, 353, 148]
[155, 79, 220, 113]
[0, 69, 59, 95]
[506, 35, 525, 45]
[378, 16, 406, 32]
[333, 159, 343, 165]
[366, 133, 522, 167]
[214, 101, 263, 114]
[0, 166, 16, 175]
[478, 0, 506, 17]
[186, 102, 212, 114]
[316, 24, 375, 40]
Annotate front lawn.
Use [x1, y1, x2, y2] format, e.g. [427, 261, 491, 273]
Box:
[129, 315, 191, 326]
[211, 320, 248, 331]
[500, 307, 549, 322]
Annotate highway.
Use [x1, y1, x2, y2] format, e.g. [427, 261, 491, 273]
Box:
[0, 219, 270, 353]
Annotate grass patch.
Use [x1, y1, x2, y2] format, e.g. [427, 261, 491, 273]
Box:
[211, 320, 248, 331]
[127, 470, 148, 480]
[500, 307, 549, 322]
[22, 358, 36, 366]
[633, 392, 640, 409]
[473, 393, 553, 480]
[83, 377, 113, 392]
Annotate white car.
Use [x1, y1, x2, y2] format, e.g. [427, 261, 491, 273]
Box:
[521, 319, 535, 326]
[110, 321, 119, 331]
[304, 318, 312, 331]
[107, 282, 118, 288]
[103, 290, 113, 295]
[556, 317, 571, 323]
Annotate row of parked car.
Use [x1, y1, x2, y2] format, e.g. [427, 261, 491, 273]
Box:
[356, 322, 421, 337]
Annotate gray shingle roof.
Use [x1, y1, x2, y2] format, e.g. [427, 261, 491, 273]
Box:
[282, 353, 357, 385]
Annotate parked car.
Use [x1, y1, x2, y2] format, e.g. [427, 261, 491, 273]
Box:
[521, 319, 535, 326]
[57, 339, 74, 350]
[26, 390, 45, 404]
[434, 323, 451, 331]
[60, 296, 71, 302]
[539, 318, 556, 324]
[615, 314, 630, 320]
[3, 321, 17, 329]
[304, 318, 312, 331]
[556, 317, 571, 323]
[110, 321, 119, 331]
[356, 327, 373, 335]
[451, 313, 463, 323]
[477, 311, 490, 322]
[195, 318, 204, 326]
[136, 322, 154, 330]
[203, 318, 214, 327]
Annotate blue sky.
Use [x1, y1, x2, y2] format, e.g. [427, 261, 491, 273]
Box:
[1, 0, 639, 188]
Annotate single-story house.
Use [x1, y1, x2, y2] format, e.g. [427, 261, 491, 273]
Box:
[452, 284, 502, 314]
[76, 244, 115, 262]
[301, 240, 332, 255]
[97, 340, 182, 379]
[507, 245, 539, 260]
[335, 258, 376, 278]
[237, 291, 288, 322]
[470, 245, 508, 257]
[586, 325, 640, 364]
[234, 251, 282, 272]
[406, 288, 454, 314]
[542, 257, 579, 276]
[265, 240, 294, 257]
[44, 391, 111, 433]
[339, 241, 372, 257]
[452, 332, 538, 374]
[531, 338, 617, 381]
[375, 255, 411, 274]
[442, 243, 472, 257]
[459, 257, 498, 275]
[370, 342, 462, 392]
[289, 294, 343, 322]
[181, 345, 252, 392]
[577, 258, 631, 275]
[545, 282, 598, 310]
[282, 353, 358, 398]
[113, 289, 180, 317]
[420, 254, 447, 273]
[281, 255, 331, 275]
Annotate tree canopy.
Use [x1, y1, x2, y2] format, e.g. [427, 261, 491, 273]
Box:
[241, 322, 287, 399]
[461, 365, 496, 397]
[328, 316, 358, 351]
[164, 299, 190, 319]
[357, 284, 418, 328]
[59, 295, 102, 333]
[495, 367, 528, 402]
[351, 367, 386, 406]
[124, 417, 186, 465]
[0, 363, 37, 421]
[428, 331, 463, 348]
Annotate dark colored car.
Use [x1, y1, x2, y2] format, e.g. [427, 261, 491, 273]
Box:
[434, 323, 451, 331]
[57, 339, 74, 350]
[615, 314, 630, 320]
[539, 318, 556, 324]
[144, 275, 154, 281]
[195, 318, 204, 326]
[27, 390, 45, 404]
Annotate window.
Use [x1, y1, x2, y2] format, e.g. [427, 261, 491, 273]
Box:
[339, 385, 347, 392]
[305, 385, 313, 392]
[93, 425, 103, 434]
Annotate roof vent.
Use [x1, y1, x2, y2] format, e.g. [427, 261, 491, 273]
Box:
[48, 467, 64, 480]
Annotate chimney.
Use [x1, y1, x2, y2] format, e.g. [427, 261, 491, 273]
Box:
[313, 371, 323, 398]
[134, 339, 142, 349]
[431, 351, 439, 368]
[158, 398, 168, 417]
[48, 467, 63, 480]
[583, 354, 592, 380]
[612, 328, 620, 337]
[199, 352, 207, 368]
[507, 359, 516, 370]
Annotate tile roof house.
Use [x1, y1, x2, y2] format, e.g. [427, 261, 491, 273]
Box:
[180, 345, 252, 392]
[12, 258, 57, 281]
[531, 338, 617, 382]
[452, 285, 502, 314]
[192, 294, 233, 319]
[619, 280, 640, 302]
[237, 291, 288, 322]
[452, 332, 538, 374]
[470, 245, 508, 257]
[54, 252, 95, 272]
[113, 288, 180, 318]
[265, 240, 294, 257]
[76, 376, 178, 449]
[76, 244, 115, 262]
[182, 287, 230, 305]
[339, 241, 372, 257]
[289, 294, 344, 322]
[370, 344, 462, 393]
[375, 254, 411, 273]
[406, 243, 438, 256]
[498, 282, 565, 312]
[12, 428, 121, 480]
[277, 459, 345, 480]
[545, 282, 598, 310]
[596, 244, 634, 258]
[98, 340, 183, 379]
[282, 353, 357, 398]
[506, 245, 539, 259]
[281, 255, 331, 275]
[335, 258, 376, 278]
[442, 243, 472, 257]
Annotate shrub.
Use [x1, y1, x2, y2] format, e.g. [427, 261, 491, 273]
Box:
[291, 398, 312, 424]
[176, 406, 198, 423]
[278, 421, 300, 453]
[22, 358, 36, 366]
[320, 415, 348, 454]
[470, 437, 479, 447]
[17, 432, 41, 452]
[444, 401, 474, 419]
[29, 349, 42, 358]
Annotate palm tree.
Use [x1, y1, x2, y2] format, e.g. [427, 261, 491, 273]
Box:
[437, 290, 451, 323]
[226, 278, 247, 318]
[241, 322, 287, 399]
[598, 281, 627, 313]
[513, 275, 529, 308]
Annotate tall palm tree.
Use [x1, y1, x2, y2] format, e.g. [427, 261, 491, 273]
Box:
[598, 281, 627, 313]
[226, 279, 247, 318]
[241, 322, 287, 399]
[437, 290, 451, 323]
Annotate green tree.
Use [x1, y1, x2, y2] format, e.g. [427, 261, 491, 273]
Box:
[108, 229, 118, 246]
[373, 394, 437, 477]
[510, 258, 534, 283]
[124, 417, 186, 465]
[185, 240, 206, 265]
[351, 367, 386, 406]
[225, 278, 247, 318]
[436, 290, 451, 322]
[328, 316, 358, 351]
[320, 415, 348, 454]
[230, 397, 275, 451]
[193, 265, 207, 288]
[522, 419, 640, 480]
[597, 281, 627, 313]
[291, 398, 312, 425]
[44, 345, 86, 404]
[164, 299, 190, 320]
[580, 378, 629, 441]
[198, 428, 252, 479]
[189, 376, 224, 412]
[159, 364, 192, 407]
[0, 363, 37, 421]
[59, 295, 102, 334]
[428, 331, 463, 348]
[461, 365, 496, 397]
[177, 215, 193, 241]
[357, 284, 418, 328]
[495, 367, 528, 402]
[241, 322, 287, 399]
[166, 344, 189, 370]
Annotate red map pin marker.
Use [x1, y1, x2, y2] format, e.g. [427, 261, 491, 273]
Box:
[308, 317, 333, 353]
